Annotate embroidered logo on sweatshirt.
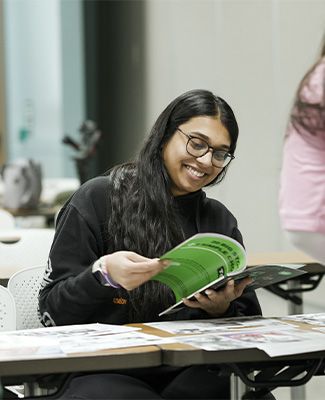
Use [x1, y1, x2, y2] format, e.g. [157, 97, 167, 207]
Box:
[113, 297, 127, 305]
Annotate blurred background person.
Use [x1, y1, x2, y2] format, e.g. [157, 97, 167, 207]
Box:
[279, 33, 325, 265]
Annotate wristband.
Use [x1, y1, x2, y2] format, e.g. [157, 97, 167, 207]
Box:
[92, 257, 121, 288]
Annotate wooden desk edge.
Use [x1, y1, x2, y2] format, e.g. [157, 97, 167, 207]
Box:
[0, 346, 161, 377]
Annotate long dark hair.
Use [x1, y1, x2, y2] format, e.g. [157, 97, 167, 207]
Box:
[106, 89, 239, 322]
[289, 34, 325, 138]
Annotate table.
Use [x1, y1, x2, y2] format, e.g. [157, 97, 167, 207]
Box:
[0, 346, 161, 377]
[247, 250, 317, 266]
[0, 345, 162, 397]
[0, 228, 55, 287]
[247, 251, 325, 321]
[136, 320, 325, 400]
[1, 318, 324, 400]
[160, 344, 324, 400]
[3, 205, 59, 227]
[247, 251, 325, 400]
[247, 251, 325, 320]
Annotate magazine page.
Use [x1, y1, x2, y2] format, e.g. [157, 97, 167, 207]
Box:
[151, 233, 246, 316]
[210, 264, 307, 291]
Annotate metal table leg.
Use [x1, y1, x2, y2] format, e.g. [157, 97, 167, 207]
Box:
[287, 280, 305, 400]
[230, 373, 247, 400]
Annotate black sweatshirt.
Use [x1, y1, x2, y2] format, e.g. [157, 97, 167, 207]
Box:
[39, 176, 261, 326]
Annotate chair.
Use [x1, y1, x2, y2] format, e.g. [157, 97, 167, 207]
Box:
[6, 265, 61, 397]
[0, 285, 16, 331]
[0, 228, 55, 280]
[8, 265, 45, 330]
[0, 208, 16, 230]
[7, 265, 71, 397]
[0, 286, 24, 398]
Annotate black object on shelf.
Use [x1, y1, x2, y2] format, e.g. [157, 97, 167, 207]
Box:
[62, 120, 101, 184]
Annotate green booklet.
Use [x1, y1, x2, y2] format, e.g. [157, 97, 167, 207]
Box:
[151, 233, 306, 316]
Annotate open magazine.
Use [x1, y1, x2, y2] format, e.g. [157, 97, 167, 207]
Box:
[151, 233, 306, 316]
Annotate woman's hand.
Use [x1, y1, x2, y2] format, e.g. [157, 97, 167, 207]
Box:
[182, 277, 252, 316]
[101, 251, 168, 290]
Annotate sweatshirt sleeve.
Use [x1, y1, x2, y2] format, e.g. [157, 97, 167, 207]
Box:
[38, 177, 117, 326]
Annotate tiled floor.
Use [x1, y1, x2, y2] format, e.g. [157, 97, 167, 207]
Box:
[256, 280, 325, 400]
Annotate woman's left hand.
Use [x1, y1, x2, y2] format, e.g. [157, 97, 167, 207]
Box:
[182, 277, 252, 316]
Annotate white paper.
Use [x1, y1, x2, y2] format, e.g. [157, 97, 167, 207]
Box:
[0, 323, 141, 360]
[282, 313, 325, 327]
[145, 316, 285, 335]
[60, 331, 177, 354]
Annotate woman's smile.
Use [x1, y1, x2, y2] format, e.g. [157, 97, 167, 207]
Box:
[185, 165, 206, 179]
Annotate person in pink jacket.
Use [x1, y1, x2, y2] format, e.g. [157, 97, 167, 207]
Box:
[279, 34, 325, 265]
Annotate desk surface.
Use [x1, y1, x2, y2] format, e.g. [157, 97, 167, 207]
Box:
[0, 228, 55, 279]
[0, 346, 161, 377]
[5, 344, 324, 378]
[131, 322, 325, 367]
[247, 251, 325, 278]
[1, 318, 325, 383]
[2, 205, 59, 218]
[247, 251, 318, 266]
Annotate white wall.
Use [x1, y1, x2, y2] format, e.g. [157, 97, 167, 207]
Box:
[144, 0, 325, 253]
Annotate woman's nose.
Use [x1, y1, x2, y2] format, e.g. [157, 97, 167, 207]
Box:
[196, 150, 213, 165]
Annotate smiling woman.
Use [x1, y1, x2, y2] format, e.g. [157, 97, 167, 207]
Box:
[163, 116, 233, 196]
[37, 89, 275, 400]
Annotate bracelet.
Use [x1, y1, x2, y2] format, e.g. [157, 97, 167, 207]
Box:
[92, 258, 121, 288]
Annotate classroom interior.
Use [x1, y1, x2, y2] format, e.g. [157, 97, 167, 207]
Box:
[0, 1, 325, 399]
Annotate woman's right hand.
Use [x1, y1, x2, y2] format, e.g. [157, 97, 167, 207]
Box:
[101, 251, 168, 290]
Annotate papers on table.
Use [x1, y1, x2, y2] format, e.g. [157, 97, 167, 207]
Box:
[145, 315, 275, 335]
[1, 314, 325, 361]
[1, 322, 138, 337]
[0, 334, 63, 359]
[60, 331, 175, 354]
[145, 313, 325, 357]
[0, 323, 173, 360]
[178, 325, 325, 357]
[283, 312, 325, 327]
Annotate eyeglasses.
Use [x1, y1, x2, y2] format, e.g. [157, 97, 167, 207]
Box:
[177, 128, 235, 168]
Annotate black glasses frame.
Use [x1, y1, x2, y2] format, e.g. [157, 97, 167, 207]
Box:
[177, 128, 235, 168]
